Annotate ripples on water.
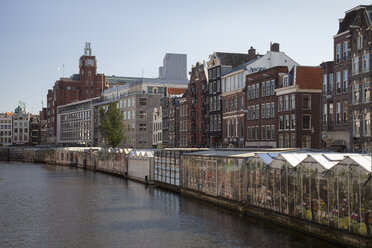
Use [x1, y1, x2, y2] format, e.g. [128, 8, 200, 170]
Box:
[0, 162, 342, 248]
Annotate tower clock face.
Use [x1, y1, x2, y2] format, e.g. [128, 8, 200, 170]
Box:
[86, 59, 94, 67]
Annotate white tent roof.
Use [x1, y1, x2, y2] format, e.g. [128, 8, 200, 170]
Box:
[307, 154, 339, 170]
[322, 153, 346, 161]
[257, 153, 279, 165]
[280, 153, 308, 167]
[129, 150, 154, 158]
[346, 155, 371, 172]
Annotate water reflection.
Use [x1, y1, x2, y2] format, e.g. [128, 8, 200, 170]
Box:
[0, 162, 341, 248]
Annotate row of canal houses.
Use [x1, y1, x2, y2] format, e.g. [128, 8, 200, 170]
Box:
[177, 43, 321, 150]
[165, 5, 372, 153]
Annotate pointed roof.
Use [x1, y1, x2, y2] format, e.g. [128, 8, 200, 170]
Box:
[168, 87, 187, 96]
[290, 66, 322, 90]
[213, 52, 252, 68]
[338, 4, 372, 34]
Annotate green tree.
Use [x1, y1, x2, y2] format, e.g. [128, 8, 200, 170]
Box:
[99, 102, 125, 148]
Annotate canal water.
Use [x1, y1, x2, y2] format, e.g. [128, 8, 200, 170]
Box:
[0, 162, 342, 248]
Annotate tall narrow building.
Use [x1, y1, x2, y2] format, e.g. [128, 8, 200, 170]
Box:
[321, 5, 372, 153]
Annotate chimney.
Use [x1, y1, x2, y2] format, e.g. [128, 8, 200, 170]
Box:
[270, 43, 280, 52]
[339, 18, 344, 30]
[248, 46, 256, 61]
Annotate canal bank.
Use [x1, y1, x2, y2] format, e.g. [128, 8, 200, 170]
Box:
[0, 147, 371, 248]
[0, 161, 343, 248]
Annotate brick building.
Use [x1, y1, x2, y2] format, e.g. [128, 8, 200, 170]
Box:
[168, 96, 180, 148]
[179, 94, 188, 147]
[29, 115, 40, 146]
[243, 65, 322, 149]
[46, 42, 107, 144]
[244, 66, 288, 148]
[276, 66, 322, 149]
[348, 5, 372, 153]
[206, 51, 255, 147]
[186, 62, 209, 147]
[39, 108, 48, 146]
[161, 88, 187, 148]
[221, 43, 299, 148]
[321, 4, 372, 153]
[0, 112, 12, 146]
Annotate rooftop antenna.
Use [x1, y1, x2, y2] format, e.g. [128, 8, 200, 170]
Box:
[142, 68, 144, 78]
[57, 64, 65, 78]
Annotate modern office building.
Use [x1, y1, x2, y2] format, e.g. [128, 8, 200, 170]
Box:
[96, 77, 187, 148]
[159, 53, 187, 80]
[57, 97, 99, 146]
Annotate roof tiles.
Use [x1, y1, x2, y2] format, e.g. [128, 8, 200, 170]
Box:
[295, 66, 322, 90]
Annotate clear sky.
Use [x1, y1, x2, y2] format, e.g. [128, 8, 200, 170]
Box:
[0, 0, 370, 114]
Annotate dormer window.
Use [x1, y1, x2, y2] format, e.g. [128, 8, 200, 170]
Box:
[283, 76, 289, 87]
[357, 34, 363, 50]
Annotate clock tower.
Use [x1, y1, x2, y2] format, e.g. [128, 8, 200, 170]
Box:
[79, 42, 98, 99]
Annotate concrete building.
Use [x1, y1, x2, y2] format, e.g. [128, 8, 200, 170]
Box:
[57, 97, 99, 146]
[97, 77, 188, 149]
[0, 112, 13, 146]
[12, 109, 30, 146]
[152, 107, 162, 147]
[46, 42, 107, 144]
[159, 53, 187, 80]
